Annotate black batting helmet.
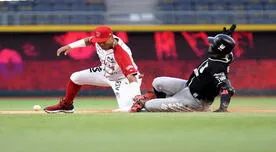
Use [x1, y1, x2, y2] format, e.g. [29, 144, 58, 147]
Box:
[207, 34, 236, 55]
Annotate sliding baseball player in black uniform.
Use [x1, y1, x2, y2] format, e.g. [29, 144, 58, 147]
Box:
[130, 24, 236, 112]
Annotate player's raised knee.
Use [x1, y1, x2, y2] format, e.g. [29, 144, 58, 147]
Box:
[152, 77, 166, 90]
[70, 72, 82, 84]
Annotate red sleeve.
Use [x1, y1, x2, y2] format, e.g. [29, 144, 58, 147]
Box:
[88, 34, 96, 46]
[113, 44, 138, 76]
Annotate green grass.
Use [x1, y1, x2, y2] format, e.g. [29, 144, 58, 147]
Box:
[0, 97, 276, 152]
[0, 97, 117, 110]
[0, 96, 275, 110]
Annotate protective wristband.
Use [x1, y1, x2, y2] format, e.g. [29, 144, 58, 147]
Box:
[68, 39, 86, 48]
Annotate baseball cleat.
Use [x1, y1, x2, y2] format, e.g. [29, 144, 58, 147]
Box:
[44, 98, 75, 113]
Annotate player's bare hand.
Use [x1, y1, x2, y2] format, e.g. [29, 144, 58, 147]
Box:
[57, 45, 72, 56]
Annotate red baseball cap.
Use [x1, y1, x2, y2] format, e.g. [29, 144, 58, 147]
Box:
[92, 26, 113, 43]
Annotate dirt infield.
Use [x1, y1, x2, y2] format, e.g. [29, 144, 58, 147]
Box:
[0, 110, 113, 114]
[0, 109, 276, 114]
[230, 109, 276, 113]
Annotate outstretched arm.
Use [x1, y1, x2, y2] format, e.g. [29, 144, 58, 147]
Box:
[57, 36, 94, 56]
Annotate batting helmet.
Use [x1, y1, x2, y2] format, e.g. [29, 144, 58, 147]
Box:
[207, 34, 236, 56]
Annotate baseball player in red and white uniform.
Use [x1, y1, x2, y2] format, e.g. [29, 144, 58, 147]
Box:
[44, 26, 142, 113]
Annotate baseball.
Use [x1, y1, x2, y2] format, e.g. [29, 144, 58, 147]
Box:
[33, 105, 41, 111]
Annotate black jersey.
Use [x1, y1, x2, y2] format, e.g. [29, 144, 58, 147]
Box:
[187, 57, 232, 102]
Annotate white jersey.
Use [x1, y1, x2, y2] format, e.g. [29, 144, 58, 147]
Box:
[94, 35, 138, 81]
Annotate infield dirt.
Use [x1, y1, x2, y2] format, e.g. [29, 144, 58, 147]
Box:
[1, 109, 276, 114]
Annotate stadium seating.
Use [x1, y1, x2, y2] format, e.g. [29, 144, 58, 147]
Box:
[71, 15, 88, 24]
[52, 2, 71, 11]
[157, 0, 276, 24]
[19, 14, 35, 25]
[228, 0, 247, 10]
[211, 1, 229, 10]
[0, 0, 106, 12]
[268, 13, 276, 23]
[194, 0, 210, 11]
[175, 14, 197, 24]
[232, 13, 249, 24]
[0, 0, 276, 24]
[52, 14, 70, 24]
[36, 14, 52, 25]
[16, 1, 33, 11]
[247, 3, 264, 10]
[212, 14, 233, 24]
[174, 2, 192, 11]
[264, 2, 276, 10]
[0, 1, 17, 12]
[33, 1, 52, 11]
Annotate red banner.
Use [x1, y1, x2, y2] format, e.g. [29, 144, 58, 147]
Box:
[1, 60, 276, 91]
[0, 31, 276, 93]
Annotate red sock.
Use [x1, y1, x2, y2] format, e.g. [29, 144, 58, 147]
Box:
[64, 79, 81, 105]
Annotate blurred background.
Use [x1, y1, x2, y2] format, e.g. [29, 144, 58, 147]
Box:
[0, 0, 276, 97]
[0, 0, 276, 25]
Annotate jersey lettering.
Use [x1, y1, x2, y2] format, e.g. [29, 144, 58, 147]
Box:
[187, 58, 231, 101]
[95, 35, 137, 80]
[218, 44, 226, 51]
[194, 61, 208, 76]
[90, 67, 102, 73]
[103, 54, 116, 74]
[214, 72, 226, 82]
[115, 80, 121, 91]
